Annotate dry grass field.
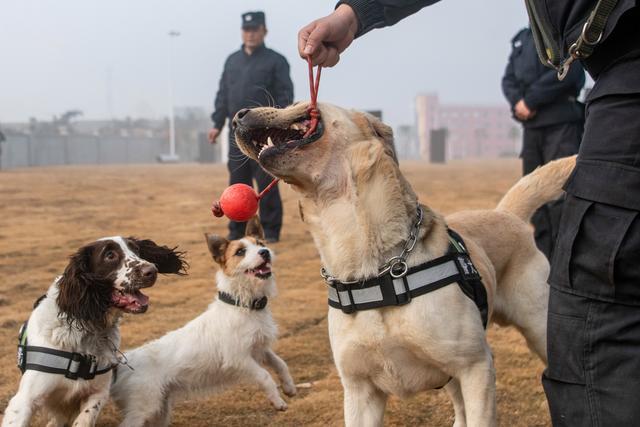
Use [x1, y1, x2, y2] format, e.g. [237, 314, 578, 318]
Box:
[0, 159, 550, 426]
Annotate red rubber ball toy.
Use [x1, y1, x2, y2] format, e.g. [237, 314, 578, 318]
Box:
[218, 184, 259, 222]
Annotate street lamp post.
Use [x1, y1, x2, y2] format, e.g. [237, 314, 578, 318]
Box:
[159, 30, 181, 163]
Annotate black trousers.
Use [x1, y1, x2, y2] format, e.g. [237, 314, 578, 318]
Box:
[521, 121, 583, 260]
[226, 134, 282, 240]
[544, 93, 640, 426]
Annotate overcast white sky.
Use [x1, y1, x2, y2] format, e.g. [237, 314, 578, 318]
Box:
[0, 0, 528, 129]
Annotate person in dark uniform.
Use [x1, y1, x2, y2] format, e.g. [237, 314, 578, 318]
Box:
[298, 1, 640, 425]
[502, 27, 585, 260]
[209, 11, 293, 242]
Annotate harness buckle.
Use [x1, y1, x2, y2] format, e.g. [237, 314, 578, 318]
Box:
[334, 282, 356, 314]
[394, 276, 412, 306]
[86, 355, 97, 380]
[65, 352, 82, 380]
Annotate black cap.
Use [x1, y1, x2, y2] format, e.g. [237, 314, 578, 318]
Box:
[241, 11, 265, 29]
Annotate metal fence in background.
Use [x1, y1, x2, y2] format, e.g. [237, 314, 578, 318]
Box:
[0, 132, 223, 169]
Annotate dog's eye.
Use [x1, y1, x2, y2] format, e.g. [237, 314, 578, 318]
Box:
[104, 251, 118, 261]
[234, 248, 246, 257]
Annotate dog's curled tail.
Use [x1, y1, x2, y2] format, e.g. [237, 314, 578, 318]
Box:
[496, 155, 577, 222]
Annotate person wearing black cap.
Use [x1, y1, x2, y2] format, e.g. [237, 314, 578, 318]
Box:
[209, 11, 293, 243]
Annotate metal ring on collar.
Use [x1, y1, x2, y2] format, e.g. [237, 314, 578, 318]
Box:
[389, 259, 409, 278]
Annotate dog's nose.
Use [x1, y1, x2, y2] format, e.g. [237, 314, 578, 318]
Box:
[232, 108, 251, 130]
[141, 264, 158, 282]
[258, 248, 271, 262]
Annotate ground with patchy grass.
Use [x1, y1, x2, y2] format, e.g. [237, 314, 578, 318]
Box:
[0, 160, 549, 426]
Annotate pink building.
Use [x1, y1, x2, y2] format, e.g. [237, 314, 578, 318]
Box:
[415, 94, 521, 161]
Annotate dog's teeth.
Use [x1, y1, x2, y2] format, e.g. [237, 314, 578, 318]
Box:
[290, 123, 301, 131]
[252, 140, 259, 147]
[267, 136, 274, 147]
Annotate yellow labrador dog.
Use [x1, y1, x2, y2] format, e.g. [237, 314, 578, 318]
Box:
[232, 102, 575, 427]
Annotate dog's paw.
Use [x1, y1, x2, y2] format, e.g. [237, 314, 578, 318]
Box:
[282, 382, 297, 397]
[271, 397, 288, 411]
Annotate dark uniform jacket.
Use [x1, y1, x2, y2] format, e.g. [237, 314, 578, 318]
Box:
[339, 0, 640, 202]
[502, 28, 585, 129]
[211, 44, 294, 130]
[339, 0, 639, 99]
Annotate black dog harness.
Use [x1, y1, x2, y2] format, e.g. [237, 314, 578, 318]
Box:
[324, 208, 488, 328]
[218, 291, 268, 310]
[16, 295, 116, 380]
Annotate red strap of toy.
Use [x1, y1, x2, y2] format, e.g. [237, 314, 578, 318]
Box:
[305, 56, 322, 138]
[262, 56, 321, 191]
[257, 177, 279, 200]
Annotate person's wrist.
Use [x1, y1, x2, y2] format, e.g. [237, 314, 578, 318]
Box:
[335, 4, 358, 37]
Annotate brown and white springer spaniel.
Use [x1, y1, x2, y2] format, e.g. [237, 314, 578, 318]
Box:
[1, 236, 187, 427]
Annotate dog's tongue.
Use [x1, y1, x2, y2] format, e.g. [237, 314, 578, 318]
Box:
[113, 290, 149, 311]
[256, 262, 271, 274]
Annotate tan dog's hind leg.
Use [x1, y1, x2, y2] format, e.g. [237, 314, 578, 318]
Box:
[342, 378, 388, 427]
[494, 252, 550, 363]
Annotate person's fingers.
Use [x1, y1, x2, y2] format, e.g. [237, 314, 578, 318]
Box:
[302, 22, 331, 57]
[311, 44, 330, 67]
[323, 46, 341, 67]
[298, 24, 314, 58]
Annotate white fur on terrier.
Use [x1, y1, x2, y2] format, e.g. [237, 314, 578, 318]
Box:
[111, 233, 295, 427]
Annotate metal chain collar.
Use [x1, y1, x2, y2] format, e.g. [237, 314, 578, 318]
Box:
[320, 206, 424, 285]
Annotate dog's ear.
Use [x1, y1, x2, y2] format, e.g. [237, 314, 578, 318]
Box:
[245, 216, 265, 239]
[205, 233, 228, 265]
[354, 112, 398, 164]
[57, 244, 112, 330]
[128, 237, 188, 275]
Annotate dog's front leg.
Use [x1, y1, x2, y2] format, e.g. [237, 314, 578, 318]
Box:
[458, 351, 496, 427]
[244, 359, 288, 411]
[444, 378, 467, 427]
[70, 390, 108, 427]
[264, 349, 296, 397]
[1, 379, 40, 427]
[342, 378, 387, 427]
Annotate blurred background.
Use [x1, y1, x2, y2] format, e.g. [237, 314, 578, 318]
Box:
[0, 0, 536, 168]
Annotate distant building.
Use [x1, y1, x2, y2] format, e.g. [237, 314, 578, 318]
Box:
[415, 94, 521, 161]
[395, 124, 418, 160]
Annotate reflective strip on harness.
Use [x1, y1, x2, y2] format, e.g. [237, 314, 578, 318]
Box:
[325, 229, 488, 328]
[16, 322, 114, 380]
[328, 260, 460, 307]
[25, 350, 71, 371]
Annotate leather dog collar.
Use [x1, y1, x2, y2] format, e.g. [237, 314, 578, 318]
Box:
[218, 291, 268, 310]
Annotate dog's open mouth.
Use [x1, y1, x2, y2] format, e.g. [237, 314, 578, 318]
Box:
[243, 116, 324, 161]
[246, 261, 272, 280]
[112, 289, 150, 314]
